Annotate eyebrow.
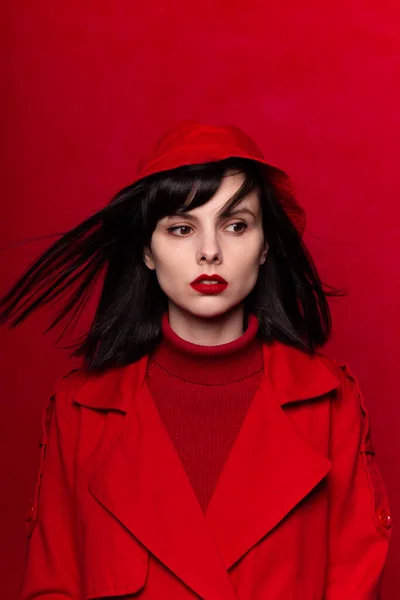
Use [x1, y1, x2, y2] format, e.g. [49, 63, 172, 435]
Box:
[218, 206, 257, 219]
[166, 206, 257, 220]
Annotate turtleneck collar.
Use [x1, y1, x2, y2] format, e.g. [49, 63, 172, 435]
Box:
[148, 312, 264, 385]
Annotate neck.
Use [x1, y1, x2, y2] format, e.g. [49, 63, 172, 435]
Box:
[167, 304, 246, 345]
[148, 311, 262, 385]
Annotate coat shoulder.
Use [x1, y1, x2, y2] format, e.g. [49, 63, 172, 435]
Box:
[316, 349, 346, 377]
[315, 351, 362, 403]
[51, 367, 89, 414]
[55, 367, 88, 393]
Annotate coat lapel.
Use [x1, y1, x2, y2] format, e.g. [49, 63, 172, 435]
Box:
[73, 340, 341, 598]
[75, 355, 237, 600]
[205, 343, 340, 569]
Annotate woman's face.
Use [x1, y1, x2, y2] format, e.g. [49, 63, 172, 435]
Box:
[143, 170, 269, 320]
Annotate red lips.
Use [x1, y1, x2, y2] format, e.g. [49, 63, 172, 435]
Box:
[190, 274, 229, 295]
[190, 274, 227, 285]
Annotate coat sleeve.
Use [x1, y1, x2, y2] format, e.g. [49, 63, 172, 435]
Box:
[324, 362, 393, 599]
[19, 373, 81, 600]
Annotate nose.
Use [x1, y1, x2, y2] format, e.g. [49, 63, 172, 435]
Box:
[196, 232, 222, 265]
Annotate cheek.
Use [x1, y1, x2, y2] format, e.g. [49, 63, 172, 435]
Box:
[151, 248, 189, 295]
[231, 238, 265, 270]
[153, 251, 186, 279]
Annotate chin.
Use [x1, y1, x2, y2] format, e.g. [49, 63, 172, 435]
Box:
[180, 299, 242, 320]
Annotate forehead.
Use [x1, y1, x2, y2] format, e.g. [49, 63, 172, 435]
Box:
[187, 170, 260, 216]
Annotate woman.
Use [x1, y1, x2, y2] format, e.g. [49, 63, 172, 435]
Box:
[1, 121, 392, 599]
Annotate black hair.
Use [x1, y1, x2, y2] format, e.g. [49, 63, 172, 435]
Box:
[0, 158, 346, 373]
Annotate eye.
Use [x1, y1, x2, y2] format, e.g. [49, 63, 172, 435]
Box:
[225, 221, 248, 234]
[167, 225, 193, 237]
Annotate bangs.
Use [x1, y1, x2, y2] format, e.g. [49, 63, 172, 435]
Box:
[140, 158, 261, 240]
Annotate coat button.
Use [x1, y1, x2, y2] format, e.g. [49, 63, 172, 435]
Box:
[26, 504, 34, 522]
[377, 507, 392, 529]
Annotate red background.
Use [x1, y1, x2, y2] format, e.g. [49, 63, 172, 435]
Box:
[1, 1, 399, 597]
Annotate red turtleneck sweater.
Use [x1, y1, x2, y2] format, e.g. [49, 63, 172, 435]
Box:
[146, 313, 264, 512]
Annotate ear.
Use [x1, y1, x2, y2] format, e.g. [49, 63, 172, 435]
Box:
[259, 241, 269, 266]
[143, 245, 156, 270]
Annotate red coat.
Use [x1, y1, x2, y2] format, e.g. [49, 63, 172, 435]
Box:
[20, 341, 392, 599]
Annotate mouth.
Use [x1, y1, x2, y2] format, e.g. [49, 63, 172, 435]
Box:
[190, 274, 228, 295]
[190, 274, 228, 285]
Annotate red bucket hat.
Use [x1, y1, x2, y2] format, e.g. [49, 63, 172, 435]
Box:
[133, 120, 306, 237]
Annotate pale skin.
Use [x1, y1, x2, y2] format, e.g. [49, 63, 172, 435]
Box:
[143, 170, 269, 345]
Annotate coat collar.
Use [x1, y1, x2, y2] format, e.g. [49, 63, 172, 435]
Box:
[73, 339, 341, 412]
[71, 340, 341, 599]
